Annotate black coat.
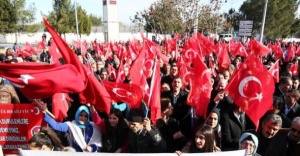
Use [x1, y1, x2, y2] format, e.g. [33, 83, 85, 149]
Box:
[127, 127, 166, 153]
[220, 111, 254, 151]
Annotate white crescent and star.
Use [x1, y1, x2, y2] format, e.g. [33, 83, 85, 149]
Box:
[271, 69, 279, 77]
[182, 71, 194, 82]
[144, 60, 154, 71]
[112, 88, 132, 98]
[238, 76, 263, 102]
[33, 107, 40, 115]
[185, 49, 197, 59]
[18, 74, 34, 84]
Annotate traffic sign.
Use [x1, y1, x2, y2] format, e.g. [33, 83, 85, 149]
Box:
[239, 20, 253, 37]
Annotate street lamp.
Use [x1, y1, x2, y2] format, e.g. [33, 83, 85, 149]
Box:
[74, 0, 80, 42]
[259, 0, 268, 43]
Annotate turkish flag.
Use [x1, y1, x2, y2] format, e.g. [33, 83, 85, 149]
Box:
[224, 54, 275, 129]
[129, 46, 146, 85]
[274, 41, 283, 59]
[268, 60, 280, 83]
[248, 39, 271, 56]
[217, 43, 231, 72]
[24, 42, 36, 54]
[233, 42, 248, 57]
[187, 55, 212, 118]
[102, 80, 143, 108]
[0, 63, 85, 99]
[44, 18, 112, 114]
[52, 93, 72, 122]
[284, 44, 296, 62]
[49, 40, 62, 63]
[289, 63, 298, 76]
[16, 46, 31, 58]
[148, 61, 161, 125]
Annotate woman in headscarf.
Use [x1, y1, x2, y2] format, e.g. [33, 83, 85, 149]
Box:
[40, 105, 102, 152]
[205, 108, 222, 148]
[239, 133, 260, 156]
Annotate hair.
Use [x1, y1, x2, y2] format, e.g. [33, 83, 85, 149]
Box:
[262, 113, 282, 127]
[28, 127, 64, 151]
[279, 76, 292, 85]
[287, 89, 300, 98]
[292, 117, 300, 125]
[161, 98, 171, 113]
[191, 125, 215, 153]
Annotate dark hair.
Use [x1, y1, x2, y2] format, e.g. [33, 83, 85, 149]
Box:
[279, 76, 292, 84]
[191, 125, 215, 153]
[28, 127, 64, 151]
[161, 98, 171, 113]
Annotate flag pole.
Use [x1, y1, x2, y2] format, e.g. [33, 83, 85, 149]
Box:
[259, 0, 268, 43]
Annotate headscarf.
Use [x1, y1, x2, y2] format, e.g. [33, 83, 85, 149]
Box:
[74, 105, 90, 129]
[239, 133, 259, 155]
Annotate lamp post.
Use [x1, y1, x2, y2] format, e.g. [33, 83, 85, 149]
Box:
[259, 0, 268, 43]
[74, 0, 80, 42]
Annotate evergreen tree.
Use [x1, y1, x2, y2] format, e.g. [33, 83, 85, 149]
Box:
[47, 0, 73, 35]
[240, 0, 299, 39]
[89, 14, 102, 26]
[0, 0, 17, 34]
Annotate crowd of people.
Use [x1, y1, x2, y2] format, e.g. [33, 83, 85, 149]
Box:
[0, 33, 300, 156]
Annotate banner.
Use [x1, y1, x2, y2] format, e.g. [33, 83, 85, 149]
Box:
[0, 104, 46, 154]
[19, 149, 246, 156]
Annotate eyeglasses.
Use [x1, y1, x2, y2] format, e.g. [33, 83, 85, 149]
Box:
[291, 128, 300, 134]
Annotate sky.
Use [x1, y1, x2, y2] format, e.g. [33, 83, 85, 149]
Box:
[26, 0, 246, 25]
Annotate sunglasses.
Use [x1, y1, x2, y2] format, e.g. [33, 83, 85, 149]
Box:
[291, 128, 300, 134]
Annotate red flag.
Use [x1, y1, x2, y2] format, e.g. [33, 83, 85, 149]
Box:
[224, 54, 275, 129]
[268, 60, 279, 83]
[129, 46, 146, 85]
[148, 61, 161, 125]
[102, 81, 143, 108]
[289, 63, 298, 76]
[248, 39, 271, 56]
[49, 40, 62, 63]
[273, 41, 283, 59]
[52, 93, 72, 122]
[217, 43, 231, 72]
[44, 18, 112, 114]
[187, 55, 212, 118]
[24, 42, 37, 54]
[16, 46, 31, 58]
[284, 44, 296, 62]
[232, 42, 248, 57]
[0, 63, 85, 99]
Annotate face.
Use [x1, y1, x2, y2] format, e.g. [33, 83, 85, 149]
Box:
[77, 55, 83, 63]
[172, 78, 182, 91]
[290, 122, 300, 141]
[292, 80, 300, 90]
[91, 63, 97, 72]
[28, 143, 51, 151]
[108, 114, 119, 127]
[217, 80, 227, 92]
[262, 121, 281, 138]
[163, 103, 173, 116]
[97, 62, 104, 70]
[223, 71, 230, 80]
[207, 112, 218, 128]
[100, 71, 108, 80]
[241, 140, 255, 155]
[170, 66, 178, 77]
[161, 83, 170, 92]
[284, 93, 297, 106]
[281, 80, 293, 93]
[129, 122, 143, 133]
[78, 111, 88, 124]
[194, 131, 206, 149]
